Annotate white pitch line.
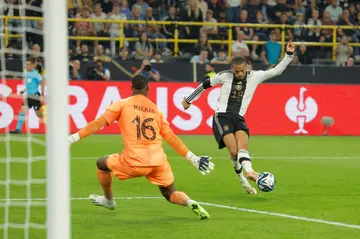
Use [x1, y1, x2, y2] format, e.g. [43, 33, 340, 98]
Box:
[69, 156, 360, 160]
[0, 196, 359, 230]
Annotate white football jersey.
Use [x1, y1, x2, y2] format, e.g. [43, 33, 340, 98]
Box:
[186, 54, 293, 116]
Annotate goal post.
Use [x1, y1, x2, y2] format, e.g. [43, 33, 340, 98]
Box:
[44, 0, 70, 238]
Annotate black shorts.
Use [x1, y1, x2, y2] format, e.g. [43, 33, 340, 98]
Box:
[24, 93, 42, 110]
[212, 112, 250, 149]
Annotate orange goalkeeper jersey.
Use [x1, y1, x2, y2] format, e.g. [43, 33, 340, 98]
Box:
[101, 94, 174, 166]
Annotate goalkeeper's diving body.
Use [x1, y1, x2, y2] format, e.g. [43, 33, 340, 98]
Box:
[10, 57, 45, 134]
[69, 75, 215, 220]
[182, 41, 295, 194]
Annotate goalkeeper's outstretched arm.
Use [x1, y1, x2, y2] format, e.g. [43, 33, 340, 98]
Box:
[68, 117, 108, 144]
[160, 113, 215, 175]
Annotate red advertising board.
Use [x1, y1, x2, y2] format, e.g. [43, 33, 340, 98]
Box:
[1, 80, 359, 135]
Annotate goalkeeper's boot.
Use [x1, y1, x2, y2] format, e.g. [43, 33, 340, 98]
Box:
[246, 172, 260, 183]
[10, 129, 21, 134]
[188, 201, 210, 220]
[89, 194, 116, 210]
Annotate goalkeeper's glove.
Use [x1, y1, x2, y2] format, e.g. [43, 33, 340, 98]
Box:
[68, 133, 80, 145]
[186, 152, 215, 175]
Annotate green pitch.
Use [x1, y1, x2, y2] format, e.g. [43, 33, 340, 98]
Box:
[1, 135, 360, 239]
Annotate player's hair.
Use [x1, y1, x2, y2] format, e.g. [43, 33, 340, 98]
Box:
[27, 56, 36, 64]
[231, 56, 247, 65]
[132, 75, 148, 90]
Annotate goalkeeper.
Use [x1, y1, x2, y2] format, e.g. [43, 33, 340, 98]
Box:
[69, 75, 214, 220]
[10, 57, 45, 134]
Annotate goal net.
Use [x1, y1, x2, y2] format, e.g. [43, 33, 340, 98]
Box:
[0, 0, 69, 239]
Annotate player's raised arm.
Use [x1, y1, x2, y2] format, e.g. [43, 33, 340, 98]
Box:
[68, 100, 123, 144]
[182, 73, 223, 110]
[159, 113, 215, 175]
[258, 41, 295, 83]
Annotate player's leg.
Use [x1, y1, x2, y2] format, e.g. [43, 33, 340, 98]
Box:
[212, 113, 255, 194]
[89, 155, 117, 210]
[223, 134, 256, 194]
[149, 163, 210, 220]
[235, 130, 258, 182]
[10, 105, 27, 134]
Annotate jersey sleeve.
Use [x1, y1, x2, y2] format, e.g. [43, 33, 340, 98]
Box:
[256, 54, 293, 83]
[36, 73, 43, 83]
[185, 73, 223, 103]
[159, 112, 190, 157]
[101, 100, 124, 126]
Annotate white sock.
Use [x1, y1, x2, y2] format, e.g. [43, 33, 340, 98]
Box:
[241, 160, 254, 173]
[230, 156, 241, 171]
[238, 149, 255, 173]
[186, 199, 196, 207]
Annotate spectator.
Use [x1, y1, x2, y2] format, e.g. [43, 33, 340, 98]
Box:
[198, 0, 208, 19]
[129, 5, 145, 37]
[353, 11, 360, 60]
[274, 13, 294, 41]
[150, 51, 164, 63]
[68, 45, 78, 61]
[232, 31, 250, 57]
[132, 0, 150, 18]
[336, 36, 353, 66]
[201, 9, 218, 39]
[325, 0, 343, 23]
[93, 44, 111, 63]
[207, 0, 223, 19]
[211, 49, 230, 64]
[74, 6, 93, 49]
[182, 0, 203, 51]
[273, 0, 290, 22]
[5, 46, 17, 60]
[293, 12, 306, 41]
[134, 32, 153, 60]
[30, 44, 42, 61]
[194, 31, 213, 58]
[145, 7, 167, 51]
[117, 47, 129, 60]
[297, 44, 313, 65]
[77, 44, 93, 62]
[251, 11, 268, 60]
[133, 59, 160, 82]
[99, 0, 113, 15]
[162, 6, 179, 51]
[190, 48, 210, 64]
[87, 59, 111, 80]
[120, 0, 132, 19]
[226, 0, 241, 23]
[307, 9, 322, 42]
[69, 60, 81, 80]
[261, 30, 281, 66]
[217, 11, 228, 50]
[236, 10, 254, 41]
[337, 10, 356, 46]
[348, 4, 357, 22]
[259, 0, 272, 23]
[246, 0, 260, 23]
[204, 63, 216, 81]
[91, 3, 107, 38]
[106, 4, 128, 56]
[320, 11, 334, 43]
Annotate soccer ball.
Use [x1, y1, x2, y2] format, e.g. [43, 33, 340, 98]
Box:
[256, 172, 276, 192]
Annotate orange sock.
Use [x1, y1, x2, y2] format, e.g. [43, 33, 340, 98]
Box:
[96, 169, 113, 200]
[169, 191, 190, 206]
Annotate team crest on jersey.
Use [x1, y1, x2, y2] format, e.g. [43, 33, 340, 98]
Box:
[223, 125, 229, 131]
[235, 84, 243, 91]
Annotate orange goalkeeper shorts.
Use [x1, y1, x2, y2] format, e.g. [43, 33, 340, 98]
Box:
[106, 153, 174, 187]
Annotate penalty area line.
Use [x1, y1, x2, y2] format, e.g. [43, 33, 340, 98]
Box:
[0, 196, 359, 230]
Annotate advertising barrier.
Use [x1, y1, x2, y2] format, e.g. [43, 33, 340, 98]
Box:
[1, 80, 359, 135]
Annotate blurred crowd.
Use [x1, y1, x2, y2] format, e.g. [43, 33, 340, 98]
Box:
[2, 0, 360, 69]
